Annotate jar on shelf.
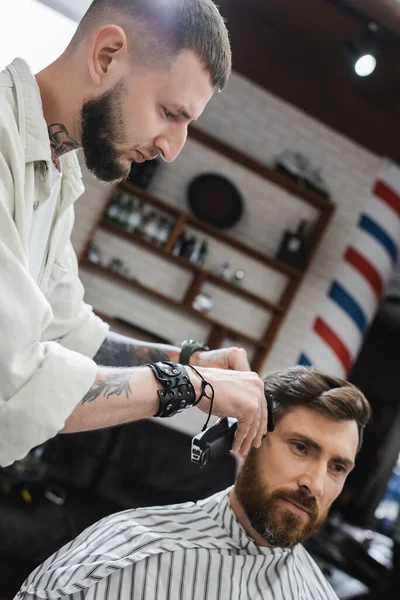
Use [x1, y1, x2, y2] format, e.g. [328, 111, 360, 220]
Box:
[217, 261, 232, 280]
[192, 291, 213, 313]
[231, 269, 245, 285]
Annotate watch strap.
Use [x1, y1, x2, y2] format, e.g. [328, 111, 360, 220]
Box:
[179, 339, 209, 365]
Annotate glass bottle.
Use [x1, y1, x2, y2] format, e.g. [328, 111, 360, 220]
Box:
[155, 217, 171, 247]
[106, 192, 122, 222]
[142, 210, 159, 243]
[116, 193, 131, 228]
[189, 237, 204, 264]
[126, 198, 144, 233]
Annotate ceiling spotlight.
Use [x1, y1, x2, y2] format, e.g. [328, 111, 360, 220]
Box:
[343, 22, 379, 78]
[354, 53, 376, 77]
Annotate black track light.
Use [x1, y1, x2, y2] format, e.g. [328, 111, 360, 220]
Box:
[343, 22, 379, 77]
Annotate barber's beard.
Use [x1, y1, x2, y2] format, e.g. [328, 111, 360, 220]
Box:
[80, 81, 131, 183]
[235, 450, 328, 548]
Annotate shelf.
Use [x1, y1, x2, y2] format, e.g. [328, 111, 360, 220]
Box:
[100, 218, 285, 314]
[81, 122, 335, 372]
[189, 127, 335, 211]
[118, 180, 303, 279]
[119, 181, 183, 217]
[82, 260, 269, 349]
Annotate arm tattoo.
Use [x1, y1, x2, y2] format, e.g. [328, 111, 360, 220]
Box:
[48, 123, 80, 161]
[93, 333, 175, 368]
[81, 371, 131, 404]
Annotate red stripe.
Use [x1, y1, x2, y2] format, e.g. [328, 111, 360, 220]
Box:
[314, 317, 352, 373]
[344, 246, 383, 301]
[373, 180, 400, 218]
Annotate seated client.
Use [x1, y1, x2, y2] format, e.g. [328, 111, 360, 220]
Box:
[16, 366, 371, 600]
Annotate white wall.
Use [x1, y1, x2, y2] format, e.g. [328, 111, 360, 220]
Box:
[0, 0, 77, 72]
[73, 71, 380, 373]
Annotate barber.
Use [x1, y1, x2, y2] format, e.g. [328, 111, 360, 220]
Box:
[0, 0, 268, 467]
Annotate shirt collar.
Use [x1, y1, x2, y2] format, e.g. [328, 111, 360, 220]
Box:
[199, 486, 288, 557]
[7, 58, 51, 164]
[6, 58, 84, 199]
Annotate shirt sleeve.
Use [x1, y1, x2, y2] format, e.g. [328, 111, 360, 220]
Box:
[42, 237, 109, 359]
[0, 159, 99, 467]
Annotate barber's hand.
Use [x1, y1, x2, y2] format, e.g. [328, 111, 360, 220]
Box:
[189, 366, 268, 458]
[190, 346, 251, 372]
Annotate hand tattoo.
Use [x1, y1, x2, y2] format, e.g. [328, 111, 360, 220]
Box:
[81, 371, 131, 404]
[48, 123, 80, 162]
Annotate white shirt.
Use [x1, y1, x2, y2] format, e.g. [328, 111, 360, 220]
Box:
[0, 58, 109, 466]
[16, 487, 339, 600]
[28, 164, 62, 282]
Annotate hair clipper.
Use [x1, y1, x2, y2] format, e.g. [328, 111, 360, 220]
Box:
[191, 392, 275, 468]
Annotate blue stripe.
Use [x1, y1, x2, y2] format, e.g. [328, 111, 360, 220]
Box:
[329, 281, 367, 334]
[359, 214, 398, 264]
[297, 353, 313, 367]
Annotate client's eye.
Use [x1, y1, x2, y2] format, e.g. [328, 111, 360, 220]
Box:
[291, 442, 307, 455]
[332, 463, 346, 474]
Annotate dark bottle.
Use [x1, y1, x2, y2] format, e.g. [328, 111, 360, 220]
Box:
[276, 220, 308, 270]
[182, 235, 196, 260]
[172, 231, 186, 256]
[197, 240, 208, 266]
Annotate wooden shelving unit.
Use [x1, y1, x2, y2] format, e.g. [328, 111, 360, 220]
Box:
[99, 217, 286, 314]
[80, 126, 335, 372]
[82, 260, 269, 349]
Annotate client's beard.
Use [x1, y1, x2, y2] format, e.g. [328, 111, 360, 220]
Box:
[235, 449, 328, 548]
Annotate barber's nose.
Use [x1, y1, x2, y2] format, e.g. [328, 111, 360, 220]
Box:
[155, 128, 188, 163]
[298, 464, 326, 498]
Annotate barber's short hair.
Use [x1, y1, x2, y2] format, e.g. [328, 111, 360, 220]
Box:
[69, 0, 231, 91]
[263, 366, 371, 453]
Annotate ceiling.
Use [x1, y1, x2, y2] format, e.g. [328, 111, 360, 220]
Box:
[342, 0, 400, 36]
[39, 0, 400, 164]
[216, 0, 400, 164]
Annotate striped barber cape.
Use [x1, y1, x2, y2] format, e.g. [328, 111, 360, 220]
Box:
[15, 487, 338, 600]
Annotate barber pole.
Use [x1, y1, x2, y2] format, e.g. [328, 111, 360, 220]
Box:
[298, 160, 400, 377]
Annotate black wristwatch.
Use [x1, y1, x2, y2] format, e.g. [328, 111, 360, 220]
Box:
[179, 339, 209, 365]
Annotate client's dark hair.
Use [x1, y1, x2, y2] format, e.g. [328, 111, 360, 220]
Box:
[263, 366, 371, 452]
